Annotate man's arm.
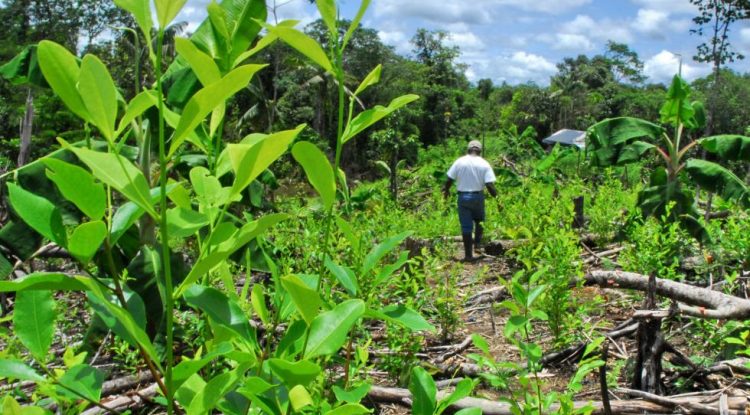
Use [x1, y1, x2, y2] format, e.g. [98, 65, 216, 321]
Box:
[443, 178, 454, 198]
[485, 182, 498, 197]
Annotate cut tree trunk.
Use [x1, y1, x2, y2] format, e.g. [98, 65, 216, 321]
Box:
[584, 271, 750, 320]
[366, 385, 748, 415]
[17, 89, 33, 167]
[632, 274, 665, 394]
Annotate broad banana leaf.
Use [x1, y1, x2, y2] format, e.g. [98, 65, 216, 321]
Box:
[637, 167, 707, 241]
[586, 117, 664, 167]
[164, 0, 267, 109]
[698, 135, 750, 161]
[685, 158, 750, 208]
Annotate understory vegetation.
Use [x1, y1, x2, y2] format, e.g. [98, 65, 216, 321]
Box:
[1, 0, 750, 414]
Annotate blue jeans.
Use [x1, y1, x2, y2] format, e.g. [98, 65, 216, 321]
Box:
[457, 192, 485, 234]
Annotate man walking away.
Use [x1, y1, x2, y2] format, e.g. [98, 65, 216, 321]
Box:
[443, 140, 498, 262]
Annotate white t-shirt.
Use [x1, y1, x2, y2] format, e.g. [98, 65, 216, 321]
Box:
[446, 154, 496, 192]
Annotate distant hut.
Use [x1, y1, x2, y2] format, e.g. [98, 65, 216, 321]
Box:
[541, 129, 586, 150]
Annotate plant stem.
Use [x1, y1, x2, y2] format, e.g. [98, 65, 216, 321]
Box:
[155, 29, 175, 415]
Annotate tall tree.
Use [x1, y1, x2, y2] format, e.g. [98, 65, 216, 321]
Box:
[605, 41, 646, 84]
[689, 0, 748, 135]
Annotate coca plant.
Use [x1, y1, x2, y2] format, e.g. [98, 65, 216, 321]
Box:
[0, 0, 424, 413]
[587, 75, 750, 241]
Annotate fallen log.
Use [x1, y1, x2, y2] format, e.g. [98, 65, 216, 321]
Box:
[80, 383, 159, 415]
[367, 384, 747, 414]
[585, 271, 750, 320]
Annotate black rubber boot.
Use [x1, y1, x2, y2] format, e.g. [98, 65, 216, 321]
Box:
[474, 222, 483, 252]
[462, 233, 474, 262]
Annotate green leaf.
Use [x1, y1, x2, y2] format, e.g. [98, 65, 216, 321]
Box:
[228, 0, 267, 65]
[342, 95, 419, 143]
[3, 395, 49, 415]
[289, 384, 314, 412]
[409, 367, 437, 415]
[186, 364, 251, 415]
[170, 64, 266, 156]
[304, 299, 365, 359]
[324, 258, 358, 296]
[236, 376, 276, 398]
[0, 254, 11, 280]
[57, 364, 104, 402]
[0, 45, 46, 87]
[0, 360, 45, 382]
[251, 284, 270, 326]
[43, 158, 106, 220]
[437, 378, 475, 414]
[113, 0, 152, 43]
[116, 90, 158, 136]
[332, 383, 371, 404]
[471, 334, 490, 355]
[379, 304, 435, 333]
[0, 273, 91, 292]
[78, 54, 118, 142]
[354, 64, 381, 96]
[685, 159, 750, 208]
[68, 221, 106, 264]
[231, 19, 295, 68]
[110, 185, 176, 245]
[454, 408, 482, 415]
[183, 285, 255, 342]
[316, 0, 337, 38]
[14, 290, 56, 361]
[372, 251, 409, 287]
[155, 0, 187, 28]
[166, 207, 209, 238]
[173, 342, 234, 391]
[586, 116, 665, 167]
[280, 274, 322, 325]
[268, 358, 321, 387]
[37, 41, 89, 122]
[62, 140, 157, 218]
[292, 141, 336, 209]
[262, 24, 333, 73]
[175, 37, 221, 86]
[362, 231, 412, 275]
[342, 0, 371, 49]
[176, 213, 288, 296]
[228, 125, 304, 196]
[7, 183, 67, 246]
[324, 403, 372, 415]
[699, 135, 750, 161]
[85, 285, 161, 371]
[660, 75, 693, 127]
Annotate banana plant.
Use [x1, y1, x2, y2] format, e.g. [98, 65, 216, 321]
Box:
[587, 75, 750, 241]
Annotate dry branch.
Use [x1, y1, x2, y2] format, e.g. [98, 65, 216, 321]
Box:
[585, 271, 750, 320]
[80, 383, 159, 415]
[367, 385, 748, 414]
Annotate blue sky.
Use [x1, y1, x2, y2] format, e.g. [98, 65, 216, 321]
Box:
[178, 0, 750, 85]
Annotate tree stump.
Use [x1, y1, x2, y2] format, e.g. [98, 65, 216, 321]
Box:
[633, 274, 666, 395]
[572, 195, 585, 229]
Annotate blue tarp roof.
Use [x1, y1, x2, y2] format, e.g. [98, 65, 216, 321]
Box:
[542, 129, 586, 149]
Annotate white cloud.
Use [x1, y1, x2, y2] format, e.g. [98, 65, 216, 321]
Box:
[377, 29, 411, 55]
[737, 27, 750, 56]
[632, 8, 690, 39]
[554, 33, 594, 51]
[546, 14, 632, 53]
[644, 50, 711, 83]
[631, 0, 698, 15]
[373, 0, 491, 24]
[493, 51, 557, 84]
[445, 32, 486, 52]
